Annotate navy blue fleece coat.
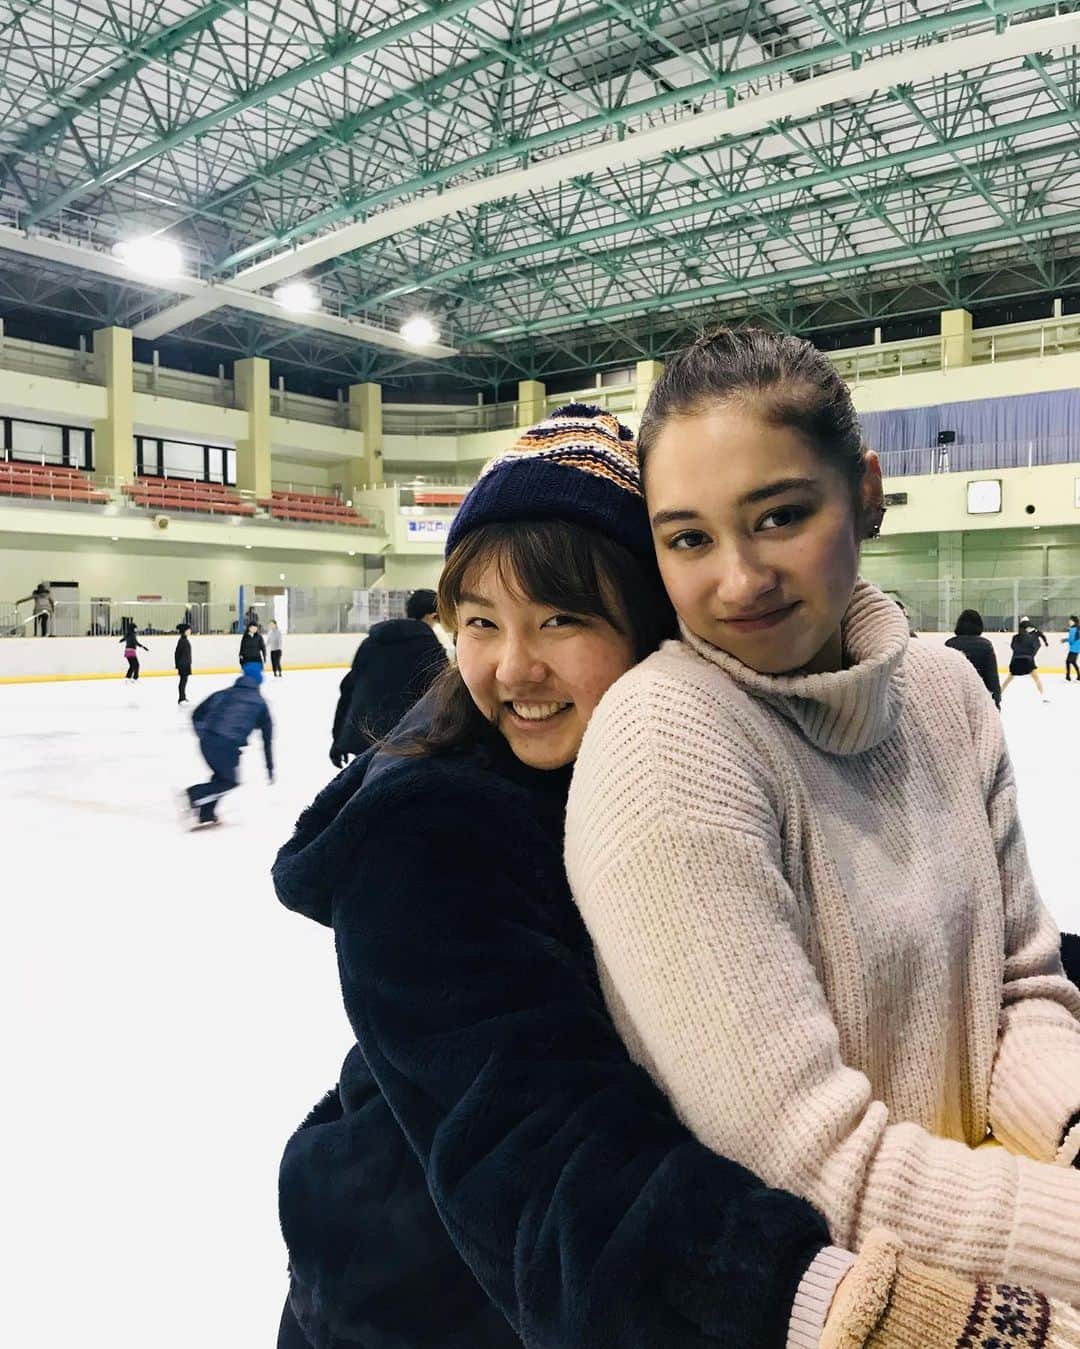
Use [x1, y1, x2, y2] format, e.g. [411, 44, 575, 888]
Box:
[330, 619, 448, 756]
[273, 723, 832, 1349]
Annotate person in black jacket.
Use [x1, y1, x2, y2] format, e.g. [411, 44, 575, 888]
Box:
[329, 588, 447, 767]
[945, 609, 1001, 708]
[183, 662, 273, 827]
[238, 621, 266, 669]
[1003, 617, 1050, 702]
[174, 623, 192, 703]
[273, 407, 1053, 1349]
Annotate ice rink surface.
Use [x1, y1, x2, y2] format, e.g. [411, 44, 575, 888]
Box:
[3, 662, 1080, 1348]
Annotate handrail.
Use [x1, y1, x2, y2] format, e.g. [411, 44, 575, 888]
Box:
[875, 435, 1080, 478]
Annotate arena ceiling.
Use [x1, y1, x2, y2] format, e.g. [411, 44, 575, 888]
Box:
[1, 0, 1079, 395]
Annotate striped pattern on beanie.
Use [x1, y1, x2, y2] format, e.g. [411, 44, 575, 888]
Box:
[478, 402, 643, 500]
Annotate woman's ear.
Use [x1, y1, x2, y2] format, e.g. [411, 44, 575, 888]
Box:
[860, 449, 885, 539]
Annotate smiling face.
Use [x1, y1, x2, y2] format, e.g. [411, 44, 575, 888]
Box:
[645, 402, 882, 675]
[454, 560, 637, 770]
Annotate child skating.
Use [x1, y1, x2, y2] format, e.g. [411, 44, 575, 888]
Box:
[1063, 614, 1080, 683]
[121, 621, 149, 679]
[183, 662, 274, 829]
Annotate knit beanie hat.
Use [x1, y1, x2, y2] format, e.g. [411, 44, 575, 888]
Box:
[445, 402, 652, 563]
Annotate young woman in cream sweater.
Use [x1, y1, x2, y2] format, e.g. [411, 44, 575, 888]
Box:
[566, 329, 1080, 1310]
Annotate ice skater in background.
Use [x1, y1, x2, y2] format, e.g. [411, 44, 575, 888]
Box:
[121, 620, 149, 679]
[1063, 614, 1080, 683]
[183, 662, 274, 829]
[267, 619, 283, 677]
[945, 608, 1001, 708]
[174, 623, 193, 703]
[1002, 616, 1050, 702]
[238, 620, 266, 671]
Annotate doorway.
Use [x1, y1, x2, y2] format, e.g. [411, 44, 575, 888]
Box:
[187, 580, 210, 634]
[49, 581, 79, 637]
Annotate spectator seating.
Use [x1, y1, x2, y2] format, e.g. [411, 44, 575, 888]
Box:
[0, 460, 109, 504]
[123, 475, 256, 516]
[260, 489, 372, 528]
[412, 488, 467, 507]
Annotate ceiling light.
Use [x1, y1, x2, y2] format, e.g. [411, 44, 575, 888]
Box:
[274, 280, 320, 313]
[400, 314, 439, 346]
[113, 235, 184, 279]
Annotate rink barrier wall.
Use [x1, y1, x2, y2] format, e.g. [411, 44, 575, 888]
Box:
[0, 631, 1068, 683]
[0, 632, 363, 682]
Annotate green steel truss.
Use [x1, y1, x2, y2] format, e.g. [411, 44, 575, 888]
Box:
[1, 0, 1079, 389]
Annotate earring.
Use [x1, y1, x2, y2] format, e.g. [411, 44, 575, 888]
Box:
[867, 505, 887, 540]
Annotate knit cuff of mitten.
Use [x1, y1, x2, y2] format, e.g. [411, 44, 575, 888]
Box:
[821, 1228, 1080, 1349]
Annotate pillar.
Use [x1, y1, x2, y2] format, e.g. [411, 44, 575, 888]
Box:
[234, 357, 272, 500]
[937, 531, 963, 632]
[940, 309, 972, 370]
[343, 382, 383, 495]
[517, 379, 546, 428]
[635, 359, 664, 410]
[92, 326, 134, 486]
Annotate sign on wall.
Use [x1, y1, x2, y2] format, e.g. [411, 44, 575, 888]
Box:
[406, 518, 451, 543]
[966, 479, 1002, 515]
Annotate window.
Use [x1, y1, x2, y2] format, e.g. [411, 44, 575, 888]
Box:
[11, 419, 64, 463]
[162, 439, 205, 479]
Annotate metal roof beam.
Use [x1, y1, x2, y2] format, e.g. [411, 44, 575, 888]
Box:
[25, 0, 490, 225]
[0, 226, 458, 357]
[466, 207, 1080, 342]
[4, 2, 251, 164]
[353, 98, 1077, 304]
[129, 7, 1080, 341]
[214, 0, 1066, 278]
[185, 0, 667, 225]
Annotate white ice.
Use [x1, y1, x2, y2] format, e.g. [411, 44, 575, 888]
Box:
[3, 666, 1080, 1349]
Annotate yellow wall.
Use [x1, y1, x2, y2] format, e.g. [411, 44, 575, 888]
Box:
[377, 553, 443, 590]
[852, 351, 1080, 415]
[0, 533, 370, 602]
[0, 496, 388, 555]
[879, 462, 1080, 534]
[0, 369, 104, 423]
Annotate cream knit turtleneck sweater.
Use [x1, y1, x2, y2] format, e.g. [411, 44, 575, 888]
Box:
[566, 580, 1080, 1305]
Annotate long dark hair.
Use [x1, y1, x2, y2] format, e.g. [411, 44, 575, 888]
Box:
[396, 519, 674, 758]
[638, 327, 869, 500]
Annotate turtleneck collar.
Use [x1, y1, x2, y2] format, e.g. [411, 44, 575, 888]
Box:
[678, 579, 910, 756]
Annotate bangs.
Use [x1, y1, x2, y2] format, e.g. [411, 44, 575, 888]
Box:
[440, 521, 626, 633]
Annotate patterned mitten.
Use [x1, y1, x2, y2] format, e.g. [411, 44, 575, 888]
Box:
[822, 1228, 1080, 1349]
